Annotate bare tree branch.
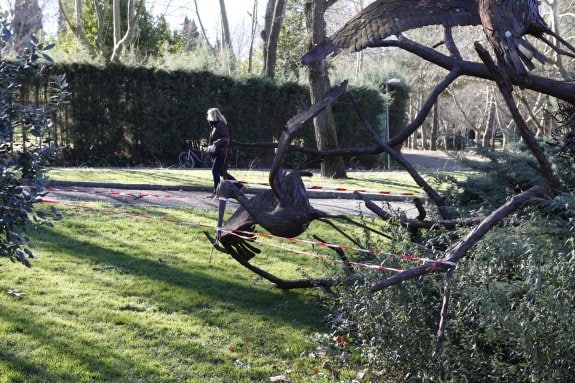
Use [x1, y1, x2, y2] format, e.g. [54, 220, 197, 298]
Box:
[370, 36, 575, 106]
[193, 0, 219, 62]
[349, 95, 450, 218]
[370, 185, 550, 292]
[353, 191, 483, 230]
[474, 42, 562, 195]
[434, 265, 456, 354]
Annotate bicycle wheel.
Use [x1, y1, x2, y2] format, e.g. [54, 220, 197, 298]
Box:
[179, 151, 195, 168]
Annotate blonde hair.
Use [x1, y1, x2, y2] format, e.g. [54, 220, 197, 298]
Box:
[207, 108, 227, 124]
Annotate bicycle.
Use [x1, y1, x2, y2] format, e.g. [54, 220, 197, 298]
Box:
[178, 144, 214, 169]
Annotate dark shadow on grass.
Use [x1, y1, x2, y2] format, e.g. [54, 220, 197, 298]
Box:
[4, 220, 329, 381]
[30, 224, 328, 329]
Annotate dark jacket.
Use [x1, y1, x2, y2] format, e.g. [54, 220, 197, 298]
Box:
[209, 120, 230, 157]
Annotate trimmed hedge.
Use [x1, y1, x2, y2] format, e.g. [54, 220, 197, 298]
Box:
[22, 63, 404, 168]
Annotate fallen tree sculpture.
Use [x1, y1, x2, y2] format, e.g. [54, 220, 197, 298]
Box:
[298, 0, 575, 351]
[206, 0, 575, 356]
[205, 81, 391, 290]
[203, 1, 574, 354]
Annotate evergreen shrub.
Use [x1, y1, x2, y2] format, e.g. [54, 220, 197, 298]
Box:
[321, 140, 575, 380]
[1, 28, 66, 265]
[18, 63, 399, 168]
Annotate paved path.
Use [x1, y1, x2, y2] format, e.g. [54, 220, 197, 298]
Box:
[45, 149, 473, 219]
[400, 148, 472, 171]
[44, 185, 421, 219]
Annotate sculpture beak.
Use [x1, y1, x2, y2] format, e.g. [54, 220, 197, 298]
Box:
[216, 197, 227, 240]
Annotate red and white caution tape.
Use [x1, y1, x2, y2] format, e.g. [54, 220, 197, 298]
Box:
[41, 198, 454, 270]
[236, 180, 419, 197]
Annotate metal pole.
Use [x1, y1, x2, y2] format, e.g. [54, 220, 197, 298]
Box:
[385, 82, 390, 170]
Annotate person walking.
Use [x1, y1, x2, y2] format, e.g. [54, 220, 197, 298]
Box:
[206, 108, 238, 197]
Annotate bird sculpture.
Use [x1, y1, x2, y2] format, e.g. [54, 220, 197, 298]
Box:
[209, 157, 324, 261]
[301, 0, 571, 78]
[204, 81, 351, 289]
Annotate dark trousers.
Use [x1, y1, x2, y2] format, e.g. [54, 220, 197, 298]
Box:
[212, 154, 236, 192]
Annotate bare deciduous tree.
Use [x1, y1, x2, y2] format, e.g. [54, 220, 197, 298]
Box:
[58, 0, 143, 61]
[261, 0, 287, 78]
[247, 0, 259, 73]
[110, 0, 142, 62]
[218, 0, 236, 68]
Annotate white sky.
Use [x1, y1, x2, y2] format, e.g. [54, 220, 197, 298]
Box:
[148, 0, 264, 40]
[0, 0, 264, 42]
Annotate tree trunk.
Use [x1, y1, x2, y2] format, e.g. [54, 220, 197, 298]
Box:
[112, 0, 122, 61]
[304, 0, 346, 178]
[431, 97, 439, 150]
[74, 0, 82, 35]
[421, 124, 428, 149]
[110, 0, 141, 62]
[247, 0, 258, 73]
[261, 0, 274, 73]
[58, 0, 98, 57]
[193, 0, 218, 60]
[483, 91, 496, 148]
[219, 0, 236, 69]
[408, 98, 416, 148]
[262, 0, 287, 79]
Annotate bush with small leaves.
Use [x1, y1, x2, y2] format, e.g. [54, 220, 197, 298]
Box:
[0, 17, 68, 266]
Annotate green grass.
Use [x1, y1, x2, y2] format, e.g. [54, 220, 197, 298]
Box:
[1, 202, 381, 382]
[46, 167, 457, 195]
[1, 166, 464, 381]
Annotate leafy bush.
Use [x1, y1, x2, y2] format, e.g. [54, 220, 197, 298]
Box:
[0, 21, 67, 265]
[319, 116, 575, 380]
[321, 204, 575, 381]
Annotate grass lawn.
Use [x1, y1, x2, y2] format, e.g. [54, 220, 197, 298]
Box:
[46, 167, 457, 195]
[1, 202, 388, 382]
[0, 166, 461, 381]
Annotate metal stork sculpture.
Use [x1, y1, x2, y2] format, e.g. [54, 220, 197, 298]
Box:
[204, 81, 385, 290]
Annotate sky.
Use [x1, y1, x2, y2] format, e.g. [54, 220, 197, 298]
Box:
[148, 0, 264, 40]
[0, 0, 264, 42]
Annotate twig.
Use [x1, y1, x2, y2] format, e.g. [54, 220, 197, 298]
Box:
[370, 185, 549, 292]
[434, 265, 456, 354]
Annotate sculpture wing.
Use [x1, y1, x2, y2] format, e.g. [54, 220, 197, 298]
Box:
[478, 0, 549, 76]
[302, 0, 480, 64]
[269, 80, 348, 197]
[214, 190, 279, 261]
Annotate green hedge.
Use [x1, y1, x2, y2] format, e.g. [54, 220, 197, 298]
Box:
[22, 63, 404, 168]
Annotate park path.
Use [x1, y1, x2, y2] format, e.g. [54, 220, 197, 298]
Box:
[44, 149, 473, 219]
[44, 185, 421, 219]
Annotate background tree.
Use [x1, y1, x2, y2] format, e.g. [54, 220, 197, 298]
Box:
[276, 0, 307, 80]
[110, 0, 141, 62]
[247, 0, 259, 73]
[304, 0, 346, 178]
[10, 0, 42, 51]
[57, 0, 173, 62]
[261, 0, 286, 78]
[218, 0, 236, 71]
[181, 17, 201, 52]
